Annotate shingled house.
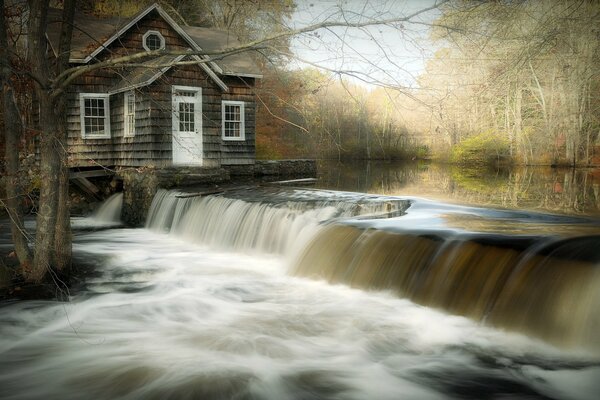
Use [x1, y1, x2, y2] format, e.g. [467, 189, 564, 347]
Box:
[45, 3, 261, 169]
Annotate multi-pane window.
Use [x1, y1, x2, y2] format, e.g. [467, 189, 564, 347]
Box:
[124, 91, 135, 137]
[172, 86, 201, 137]
[222, 101, 245, 140]
[178, 102, 195, 132]
[143, 30, 165, 51]
[79, 93, 110, 138]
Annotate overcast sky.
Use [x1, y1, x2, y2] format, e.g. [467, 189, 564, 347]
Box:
[288, 0, 443, 88]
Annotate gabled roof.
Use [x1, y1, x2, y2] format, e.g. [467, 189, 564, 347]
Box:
[46, 3, 262, 80]
[46, 7, 137, 63]
[181, 26, 263, 78]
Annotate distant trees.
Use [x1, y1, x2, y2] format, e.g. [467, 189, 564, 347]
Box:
[256, 68, 425, 161]
[252, 0, 599, 165]
[421, 1, 600, 166]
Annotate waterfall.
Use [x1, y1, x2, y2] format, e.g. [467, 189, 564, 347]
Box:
[143, 188, 600, 352]
[145, 189, 407, 254]
[91, 193, 123, 224]
[290, 223, 600, 351]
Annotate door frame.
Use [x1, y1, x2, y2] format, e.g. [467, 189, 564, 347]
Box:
[171, 85, 203, 166]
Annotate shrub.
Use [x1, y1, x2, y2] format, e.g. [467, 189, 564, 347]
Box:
[451, 132, 511, 166]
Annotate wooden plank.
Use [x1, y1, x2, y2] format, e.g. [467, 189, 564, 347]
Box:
[71, 177, 102, 200]
[70, 169, 115, 179]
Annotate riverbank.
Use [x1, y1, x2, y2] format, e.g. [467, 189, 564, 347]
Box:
[0, 245, 59, 301]
[0, 248, 104, 302]
[0, 218, 106, 301]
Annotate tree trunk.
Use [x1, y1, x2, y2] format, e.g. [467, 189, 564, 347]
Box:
[1, 88, 32, 271]
[53, 95, 71, 272]
[53, 0, 76, 272]
[32, 94, 61, 282]
[514, 86, 522, 160]
[27, 0, 74, 282]
[0, 0, 32, 273]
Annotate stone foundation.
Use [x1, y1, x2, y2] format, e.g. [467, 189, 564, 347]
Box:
[119, 167, 229, 227]
[254, 159, 317, 177]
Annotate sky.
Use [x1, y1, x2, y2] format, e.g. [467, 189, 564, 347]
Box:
[287, 0, 444, 89]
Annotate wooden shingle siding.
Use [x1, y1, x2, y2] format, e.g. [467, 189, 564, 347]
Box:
[220, 77, 256, 166]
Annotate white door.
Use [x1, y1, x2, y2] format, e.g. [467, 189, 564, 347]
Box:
[172, 85, 202, 165]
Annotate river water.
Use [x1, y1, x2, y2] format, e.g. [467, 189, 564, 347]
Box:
[1, 163, 600, 400]
[316, 161, 600, 216]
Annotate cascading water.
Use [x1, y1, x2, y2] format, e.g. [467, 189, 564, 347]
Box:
[144, 188, 600, 350]
[290, 224, 600, 351]
[145, 188, 407, 255]
[70, 193, 124, 230]
[91, 192, 123, 224]
[1, 187, 600, 400]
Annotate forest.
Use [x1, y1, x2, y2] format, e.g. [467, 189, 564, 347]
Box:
[255, 1, 600, 166]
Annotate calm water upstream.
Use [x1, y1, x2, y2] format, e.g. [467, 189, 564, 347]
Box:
[316, 161, 600, 217]
[1, 163, 600, 400]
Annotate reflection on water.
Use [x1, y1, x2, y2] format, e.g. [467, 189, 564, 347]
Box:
[316, 161, 600, 216]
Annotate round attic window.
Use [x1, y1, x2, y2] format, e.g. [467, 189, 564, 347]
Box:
[143, 30, 165, 51]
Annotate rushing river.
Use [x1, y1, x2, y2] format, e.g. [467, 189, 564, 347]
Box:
[1, 166, 600, 399]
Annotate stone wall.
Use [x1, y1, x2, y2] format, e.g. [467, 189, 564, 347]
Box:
[207, 159, 317, 178]
[254, 160, 317, 177]
[119, 167, 229, 227]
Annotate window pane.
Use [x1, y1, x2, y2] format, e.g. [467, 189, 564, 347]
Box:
[176, 90, 196, 97]
[85, 117, 105, 134]
[125, 92, 135, 136]
[224, 121, 240, 137]
[179, 102, 195, 131]
[222, 102, 243, 139]
[83, 96, 107, 136]
[145, 33, 162, 50]
[127, 93, 135, 111]
[224, 104, 241, 122]
[127, 116, 134, 134]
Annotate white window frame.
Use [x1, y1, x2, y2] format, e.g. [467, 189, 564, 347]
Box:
[172, 85, 202, 134]
[142, 30, 165, 52]
[79, 93, 111, 139]
[124, 91, 136, 137]
[221, 100, 245, 141]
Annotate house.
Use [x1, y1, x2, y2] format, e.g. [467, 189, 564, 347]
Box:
[44, 3, 262, 169]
